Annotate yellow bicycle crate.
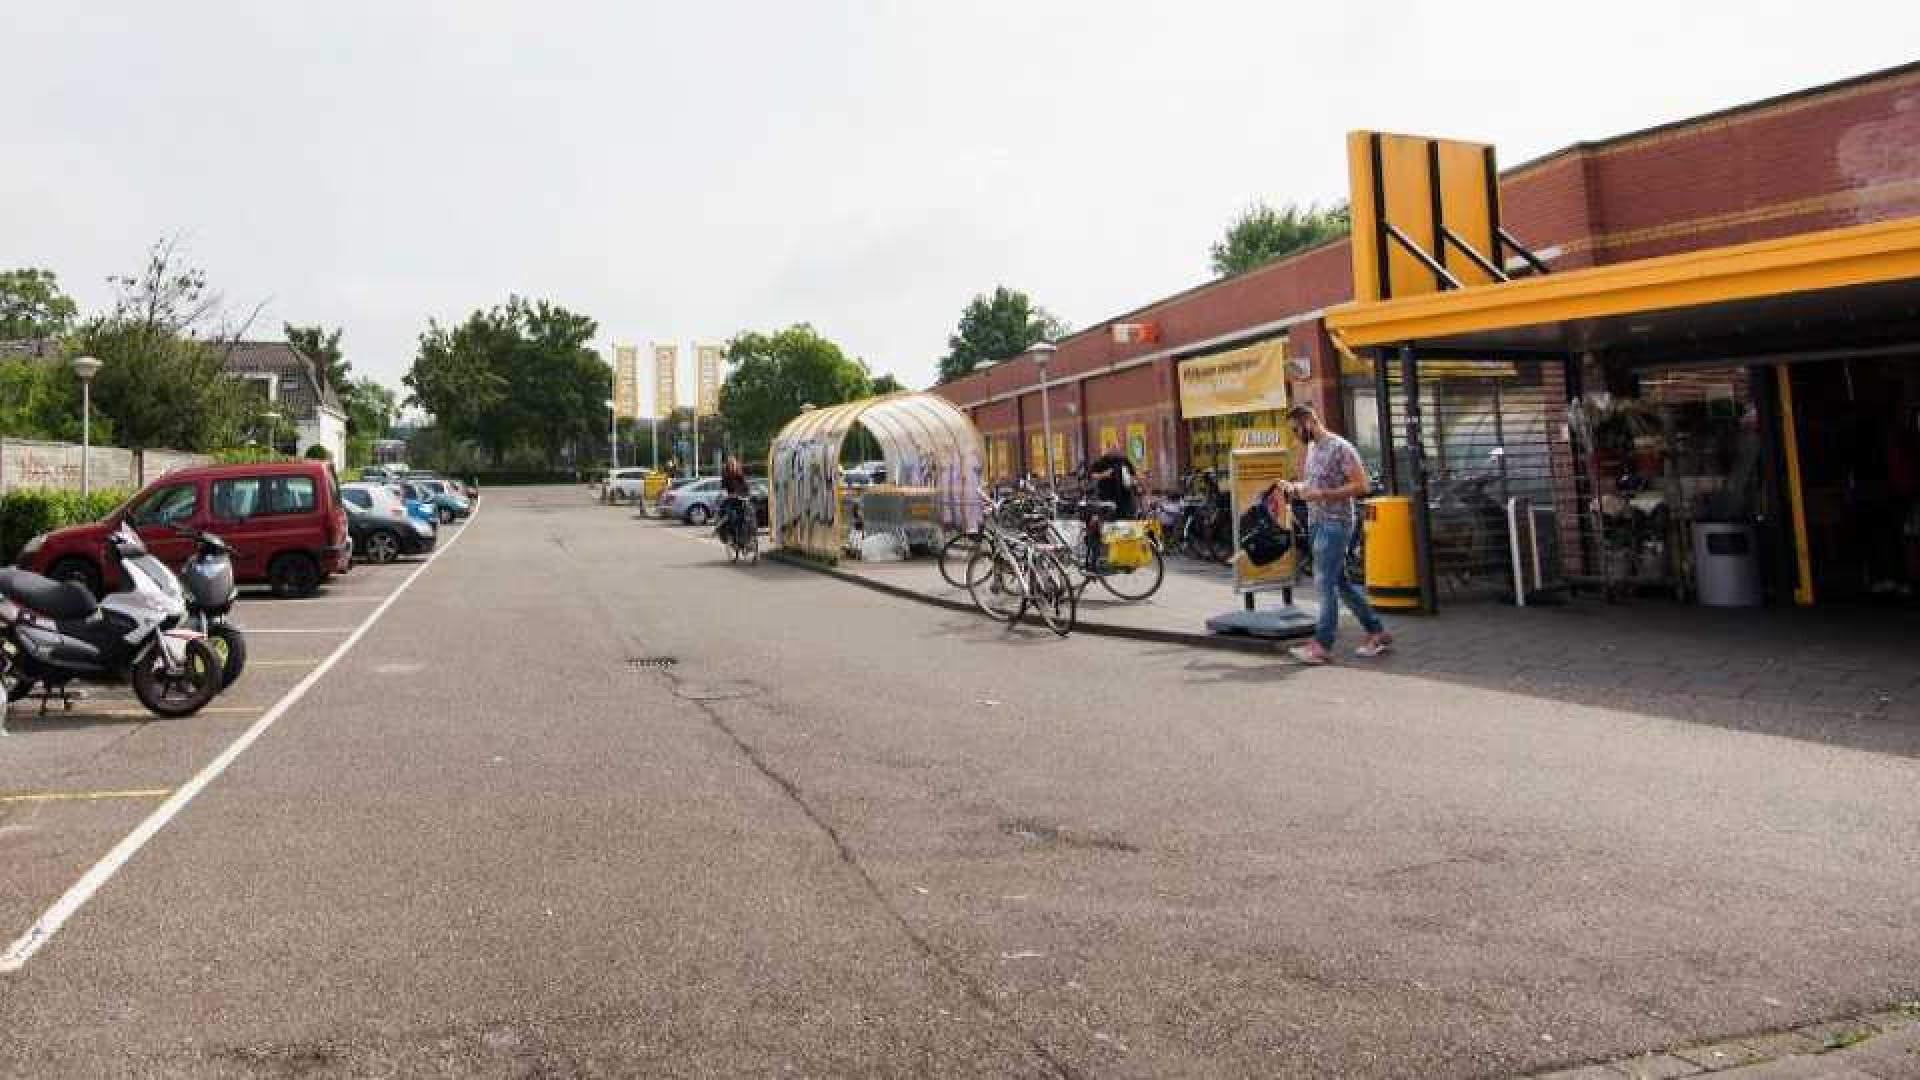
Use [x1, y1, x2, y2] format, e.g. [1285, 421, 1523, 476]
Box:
[1102, 521, 1154, 569]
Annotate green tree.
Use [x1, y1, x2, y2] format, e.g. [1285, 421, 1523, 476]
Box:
[0, 356, 114, 443]
[870, 373, 906, 395]
[404, 296, 606, 464]
[717, 325, 870, 461]
[0, 268, 79, 340]
[340, 376, 397, 439]
[938, 286, 1068, 384]
[285, 323, 349, 394]
[1209, 200, 1350, 278]
[74, 239, 252, 451]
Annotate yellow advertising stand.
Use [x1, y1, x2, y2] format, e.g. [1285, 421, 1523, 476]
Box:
[1204, 430, 1317, 641]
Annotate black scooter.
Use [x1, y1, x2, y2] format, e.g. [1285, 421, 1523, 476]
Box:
[177, 528, 247, 688]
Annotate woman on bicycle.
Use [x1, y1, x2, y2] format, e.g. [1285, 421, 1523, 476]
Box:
[717, 456, 751, 540]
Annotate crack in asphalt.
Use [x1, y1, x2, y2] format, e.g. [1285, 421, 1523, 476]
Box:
[546, 526, 1078, 1079]
[658, 670, 1080, 1080]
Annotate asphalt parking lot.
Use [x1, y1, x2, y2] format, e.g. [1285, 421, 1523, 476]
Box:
[0, 512, 474, 971]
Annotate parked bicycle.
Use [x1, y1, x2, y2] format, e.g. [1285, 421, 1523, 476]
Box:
[960, 490, 1078, 636]
[1053, 496, 1165, 601]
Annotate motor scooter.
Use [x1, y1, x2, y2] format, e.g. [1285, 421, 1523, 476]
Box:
[0, 525, 223, 721]
[177, 527, 247, 688]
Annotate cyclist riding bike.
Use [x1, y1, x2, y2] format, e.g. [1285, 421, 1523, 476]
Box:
[716, 456, 753, 547]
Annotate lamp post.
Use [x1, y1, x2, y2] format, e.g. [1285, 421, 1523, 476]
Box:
[1027, 341, 1058, 486]
[70, 355, 102, 498]
[606, 398, 618, 472]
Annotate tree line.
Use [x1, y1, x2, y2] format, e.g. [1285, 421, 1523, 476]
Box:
[0, 240, 398, 458]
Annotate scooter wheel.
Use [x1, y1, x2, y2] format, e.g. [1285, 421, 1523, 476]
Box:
[132, 639, 224, 718]
[208, 623, 248, 689]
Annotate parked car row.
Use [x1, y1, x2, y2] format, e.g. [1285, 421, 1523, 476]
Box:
[3, 460, 474, 727]
[16, 461, 472, 600]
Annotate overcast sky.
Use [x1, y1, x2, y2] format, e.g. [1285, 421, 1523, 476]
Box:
[7, 2, 1917, 408]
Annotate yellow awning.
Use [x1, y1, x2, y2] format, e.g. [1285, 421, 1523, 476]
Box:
[1326, 216, 1920, 354]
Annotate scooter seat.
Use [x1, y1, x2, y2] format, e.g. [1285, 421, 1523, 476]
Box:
[0, 570, 98, 621]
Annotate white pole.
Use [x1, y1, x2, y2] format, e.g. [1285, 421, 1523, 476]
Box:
[80, 380, 91, 500]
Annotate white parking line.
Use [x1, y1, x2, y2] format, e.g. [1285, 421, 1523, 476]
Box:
[0, 503, 483, 973]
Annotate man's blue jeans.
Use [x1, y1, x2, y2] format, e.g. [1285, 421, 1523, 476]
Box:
[1311, 519, 1382, 649]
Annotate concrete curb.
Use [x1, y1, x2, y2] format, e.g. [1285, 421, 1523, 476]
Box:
[766, 551, 1285, 657]
[1532, 1005, 1920, 1079]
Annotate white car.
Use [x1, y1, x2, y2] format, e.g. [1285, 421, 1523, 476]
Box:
[606, 468, 650, 503]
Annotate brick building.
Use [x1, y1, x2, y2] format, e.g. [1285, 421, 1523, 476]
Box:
[936, 60, 1920, 608]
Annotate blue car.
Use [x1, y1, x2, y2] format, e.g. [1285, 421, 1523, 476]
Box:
[384, 482, 440, 527]
[404, 478, 472, 524]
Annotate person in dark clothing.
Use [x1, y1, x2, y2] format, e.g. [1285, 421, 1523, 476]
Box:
[1088, 450, 1140, 519]
[720, 456, 750, 496]
[717, 456, 752, 541]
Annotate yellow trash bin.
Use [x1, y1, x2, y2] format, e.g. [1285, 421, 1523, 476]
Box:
[1363, 496, 1422, 611]
[642, 470, 672, 504]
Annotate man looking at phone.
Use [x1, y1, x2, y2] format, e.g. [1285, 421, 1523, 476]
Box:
[1281, 403, 1390, 664]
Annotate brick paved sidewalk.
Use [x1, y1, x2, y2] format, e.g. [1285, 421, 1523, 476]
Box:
[792, 548, 1920, 747]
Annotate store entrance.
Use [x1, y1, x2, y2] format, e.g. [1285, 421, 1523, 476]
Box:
[1789, 355, 1920, 602]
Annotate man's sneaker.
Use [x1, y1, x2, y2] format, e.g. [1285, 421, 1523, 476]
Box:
[1287, 641, 1331, 665]
[1355, 633, 1393, 659]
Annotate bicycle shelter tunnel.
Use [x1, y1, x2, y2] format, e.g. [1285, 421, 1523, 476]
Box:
[768, 392, 987, 560]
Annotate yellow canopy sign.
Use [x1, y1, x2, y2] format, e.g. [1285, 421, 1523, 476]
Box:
[1178, 337, 1291, 419]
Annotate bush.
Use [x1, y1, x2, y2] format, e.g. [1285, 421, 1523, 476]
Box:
[0, 488, 134, 565]
[303, 444, 332, 461]
[212, 447, 291, 465]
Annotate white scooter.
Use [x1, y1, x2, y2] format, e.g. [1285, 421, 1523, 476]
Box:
[0, 525, 224, 723]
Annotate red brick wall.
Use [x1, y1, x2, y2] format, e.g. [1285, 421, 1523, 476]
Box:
[1508, 65, 1920, 265]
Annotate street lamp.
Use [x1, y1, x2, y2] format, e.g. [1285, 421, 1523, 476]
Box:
[1027, 341, 1058, 485]
[605, 398, 618, 472]
[70, 355, 102, 498]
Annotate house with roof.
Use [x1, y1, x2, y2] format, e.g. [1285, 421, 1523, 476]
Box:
[220, 341, 347, 463]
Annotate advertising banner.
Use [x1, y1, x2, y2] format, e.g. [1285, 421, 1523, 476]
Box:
[1029, 433, 1046, 476]
[652, 344, 678, 419]
[1229, 429, 1302, 592]
[1099, 425, 1120, 454]
[1125, 422, 1150, 472]
[612, 344, 640, 420]
[1177, 336, 1292, 419]
[1052, 432, 1068, 474]
[695, 343, 724, 417]
[990, 438, 1012, 483]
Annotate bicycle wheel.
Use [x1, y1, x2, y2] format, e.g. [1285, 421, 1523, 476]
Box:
[966, 550, 1027, 622]
[1098, 545, 1165, 602]
[939, 531, 989, 588]
[1033, 550, 1078, 637]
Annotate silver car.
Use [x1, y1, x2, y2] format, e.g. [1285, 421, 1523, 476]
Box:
[661, 477, 768, 526]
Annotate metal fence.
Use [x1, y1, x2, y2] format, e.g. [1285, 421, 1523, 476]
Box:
[1380, 360, 1580, 601]
[0, 439, 212, 494]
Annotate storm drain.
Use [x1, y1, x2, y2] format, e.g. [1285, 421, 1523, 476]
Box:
[1001, 819, 1140, 854]
[627, 656, 678, 671]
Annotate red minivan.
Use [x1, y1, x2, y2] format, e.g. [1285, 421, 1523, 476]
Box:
[17, 461, 352, 598]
